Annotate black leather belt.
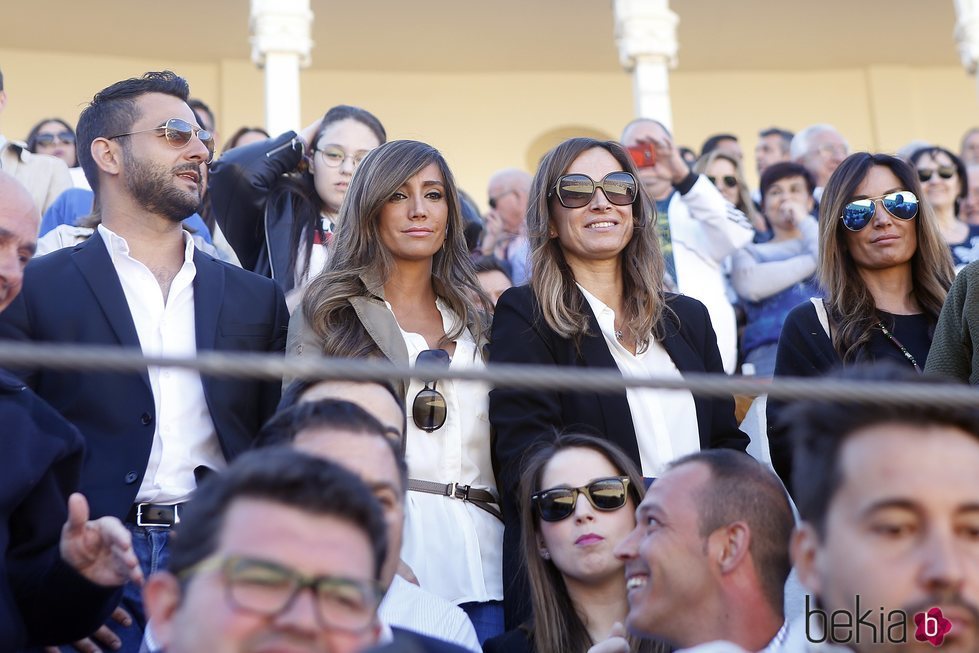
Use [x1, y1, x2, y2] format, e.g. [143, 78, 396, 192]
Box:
[126, 503, 183, 527]
[407, 479, 502, 521]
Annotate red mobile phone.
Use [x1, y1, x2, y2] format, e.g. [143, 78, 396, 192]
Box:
[627, 143, 657, 168]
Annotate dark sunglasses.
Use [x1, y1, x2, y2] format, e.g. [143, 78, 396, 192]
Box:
[488, 189, 517, 210]
[35, 131, 75, 146]
[412, 349, 451, 432]
[840, 190, 919, 232]
[532, 476, 631, 522]
[708, 175, 738, 189]
[917, 166, 956, 182]
[107, 118, 215, 163]
[549, 172, 638, 209]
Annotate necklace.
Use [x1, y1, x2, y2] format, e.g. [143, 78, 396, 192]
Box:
[876, 321, 921, 372]
[615, 329, 624, 341]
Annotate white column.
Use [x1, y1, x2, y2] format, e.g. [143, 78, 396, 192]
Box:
[613, 0, 679, 130]
[250, 0, 313, 136]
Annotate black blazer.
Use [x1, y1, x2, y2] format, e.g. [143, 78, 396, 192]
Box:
[488, 285, 748, 627]
[0, 233, 289, 521]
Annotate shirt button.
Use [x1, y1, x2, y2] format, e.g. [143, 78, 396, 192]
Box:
[140, 412, 153, 425]
[124, 471, 138, 484]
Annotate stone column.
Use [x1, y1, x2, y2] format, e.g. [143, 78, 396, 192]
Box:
[613, 0, 679, 130]
[250, 0, 313, 136]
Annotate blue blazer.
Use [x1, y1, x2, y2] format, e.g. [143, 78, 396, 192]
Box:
[0, 232, 289, 521]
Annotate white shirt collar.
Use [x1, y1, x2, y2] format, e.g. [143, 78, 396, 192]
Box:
[98, 222, 196, 263]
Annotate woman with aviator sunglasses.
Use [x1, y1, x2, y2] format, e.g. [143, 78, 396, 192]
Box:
[908, 146, 979, 270]
[209, 105, 386, 310]
[26, 117, 89, 189]
[485, 433, 664, 653]
[767, 152, 953, 489]
[489, 137, 748, 628]
[288, 140, 504, 642]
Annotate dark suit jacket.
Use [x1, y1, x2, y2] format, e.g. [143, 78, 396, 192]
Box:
[488, 285, 749, 627]
[0, 232, 289, 520]
[0, 368, 119, 651]
[364, 627, 475, 653]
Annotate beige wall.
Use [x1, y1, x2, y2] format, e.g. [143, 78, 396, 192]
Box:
[3, 47, 978, 205]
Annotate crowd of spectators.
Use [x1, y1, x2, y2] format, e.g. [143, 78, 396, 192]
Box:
[3, 66, 979, 653]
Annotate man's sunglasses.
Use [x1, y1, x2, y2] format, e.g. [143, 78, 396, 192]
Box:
[531, 476, 631, 522]
[107, 118, 215, 163]
[917, 166, 956, 182]
[488, 189, 517, 210]
[549, 172, 638, 209]
[412, 348, 451, 432]
[708, 175, 738, 189]
[840, 190, 919, 232]
[35, 131, 76, 146]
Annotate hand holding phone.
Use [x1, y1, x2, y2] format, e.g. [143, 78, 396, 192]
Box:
[628, 143, 657, 169]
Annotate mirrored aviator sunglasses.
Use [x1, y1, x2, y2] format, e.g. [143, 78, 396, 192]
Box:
[840, 190, 919, 232]
[551, 171, 638, 209]
[411, 349, 451, 432]
[531, 476, 631, 522]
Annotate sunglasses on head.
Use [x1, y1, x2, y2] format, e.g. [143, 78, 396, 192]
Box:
[549, 172, 638, 209]
[917, 166, 956, 182]
[840, 190, 919, 232]
[107, 118, 215, 164]
[708, 175, 738, 189]
[412, 349, 451, 432]
[531, 476, 631, 522]
[35, 131, 75, 147]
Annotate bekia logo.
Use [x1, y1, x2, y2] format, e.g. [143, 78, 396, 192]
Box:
[806, 596, 953, 647]
[915, 607, 952, 647]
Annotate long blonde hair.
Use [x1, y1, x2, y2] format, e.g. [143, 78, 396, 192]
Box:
[527, 138, 665, 352]
[302, 140, 491, 358]
[818, 152, 953, 361]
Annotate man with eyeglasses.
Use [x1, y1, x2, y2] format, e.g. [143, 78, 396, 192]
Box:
[481, 168, 532, 285]
[614, 449, 794, 652]
[143, 447, 390, 653]
[0, 67, 72, 214]
[790, 124, 850, 204]
[0, 70, 288, 649]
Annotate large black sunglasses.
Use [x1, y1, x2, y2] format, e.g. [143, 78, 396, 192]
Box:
[35, 131, 76, 147]
[549, 172, 638, 209]
[840, 190, 919, 232]
[107, 117, 215, 164]
[412, 349, 451, 432]
[531, 476, 631, 522]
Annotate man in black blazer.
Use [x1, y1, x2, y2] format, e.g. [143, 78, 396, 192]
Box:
[0, 71, 288, 647]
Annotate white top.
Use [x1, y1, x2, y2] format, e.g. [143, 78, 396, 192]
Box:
[379, 575, 482, 652]
[98, 224, 224, 504]
[395, 299, 504, 605]
[578, 285, 701, 477]
[69, 166, 91, 190]
[287, 214, 334, 312]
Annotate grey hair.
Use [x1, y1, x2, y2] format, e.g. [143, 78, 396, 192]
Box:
[790, 124, 847, 161]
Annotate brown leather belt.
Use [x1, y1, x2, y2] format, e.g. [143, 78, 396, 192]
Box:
[407, 479, 502, 521]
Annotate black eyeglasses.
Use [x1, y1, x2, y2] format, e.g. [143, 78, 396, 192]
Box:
[840, 190, 919, 232]
[35, 131, 76, 147]
[549, 172, 638, 209]
[488, 189, 517, 210]
[708, 175, 738, 189]
[107, 118, 215, 163]
[180, 555, 382, 632]
[917, 166, 956, 182]
[532, 476, 632, 522]
[412, 349, 451, 432]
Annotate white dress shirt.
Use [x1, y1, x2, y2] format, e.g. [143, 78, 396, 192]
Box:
[379, 575, 481, 652]
[396, 299, 504, 605]
[98, 224, 223, 505]
[578, 285, 701, 477]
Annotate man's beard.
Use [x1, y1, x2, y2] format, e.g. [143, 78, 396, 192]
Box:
[124, 153, 201, 223]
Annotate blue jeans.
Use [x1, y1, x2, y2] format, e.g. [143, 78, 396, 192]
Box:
[460, 600, 504, 645]
[105, 524, 172, 653]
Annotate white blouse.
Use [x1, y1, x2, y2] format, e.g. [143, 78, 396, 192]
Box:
[578, 285, 701, 477]
[395, 299, 503, 605]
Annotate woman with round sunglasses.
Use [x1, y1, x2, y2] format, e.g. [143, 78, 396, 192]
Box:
[693, 150, 768, 240]
[767, 152, 953, 489]
[485, 433, 664, 653]
[25, 117, 89, 189]
[208, 105, 386, 309]
[288, 139, 503, 641]
[908, 146, 979, 270]
[489, 137, 748, 628]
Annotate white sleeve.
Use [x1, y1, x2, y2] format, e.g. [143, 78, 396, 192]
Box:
[678, 175, 755, 262]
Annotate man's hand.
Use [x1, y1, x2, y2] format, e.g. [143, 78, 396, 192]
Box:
[60, 493, 143, 588]
[479, 210, 510, 257]
[43, 607, 133, 653]
[587, 622, 630, 653]
[634, 132, 689, 185]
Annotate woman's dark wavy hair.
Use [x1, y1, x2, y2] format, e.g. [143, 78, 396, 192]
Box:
[817, 152, 953, 361]
[274, 105, 386, 282]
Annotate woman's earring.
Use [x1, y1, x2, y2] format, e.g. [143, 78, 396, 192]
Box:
[539, 549, 551, 560]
